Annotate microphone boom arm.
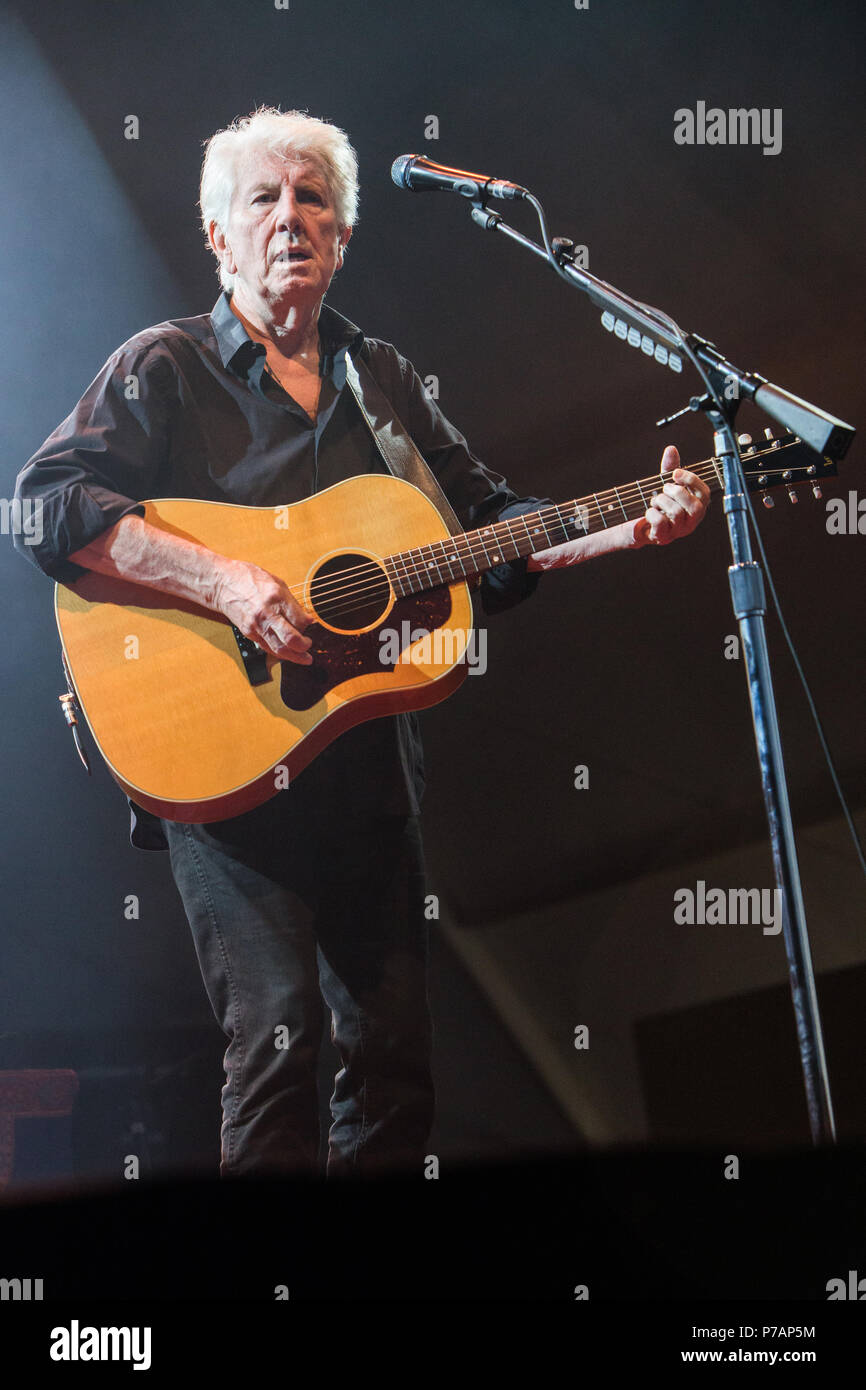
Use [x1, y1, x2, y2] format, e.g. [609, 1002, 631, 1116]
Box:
[467, 197, 854, 459]
[457, 183, 855, 1146]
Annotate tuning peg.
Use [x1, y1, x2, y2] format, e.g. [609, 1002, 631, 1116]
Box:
[764, 428, 775, 440]
[812, 483, 823, 499]
[737, 433, 753, 446]
[787, 487, 798, 503]
[761, 492, 775, 509]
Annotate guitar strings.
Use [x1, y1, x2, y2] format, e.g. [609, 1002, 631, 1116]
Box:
[281, 456, 765, 623]
[262, 445, 794, 622]
[288, 461, 725, 611]
[299, 444, 795, 611]
[289, 448, 797, 620]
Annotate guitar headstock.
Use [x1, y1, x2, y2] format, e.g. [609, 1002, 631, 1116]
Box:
[738, 430, 838, 508]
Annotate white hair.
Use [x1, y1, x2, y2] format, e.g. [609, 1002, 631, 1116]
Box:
[199, 106, 360, 291]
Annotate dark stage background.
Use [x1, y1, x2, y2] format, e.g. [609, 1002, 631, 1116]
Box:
[0, 0, 863, 1190]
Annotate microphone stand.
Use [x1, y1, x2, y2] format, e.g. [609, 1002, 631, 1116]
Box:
[465, 194, 856, 1146]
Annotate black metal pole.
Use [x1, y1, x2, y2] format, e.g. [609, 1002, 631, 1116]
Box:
[712, 416, 836, 1144]
[462, 195, 850, 1144]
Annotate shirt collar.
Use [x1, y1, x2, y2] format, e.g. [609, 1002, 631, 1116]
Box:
[210, 290, 365, 373]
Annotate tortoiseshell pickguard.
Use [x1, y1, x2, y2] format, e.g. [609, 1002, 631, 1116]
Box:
[280, 588, 454, 711]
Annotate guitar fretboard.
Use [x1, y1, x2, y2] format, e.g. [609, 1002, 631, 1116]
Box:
[384, 458, 726, 598]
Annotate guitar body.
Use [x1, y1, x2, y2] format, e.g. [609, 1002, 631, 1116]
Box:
[53, 430, 835, 826]
[55, 474, 473, 823]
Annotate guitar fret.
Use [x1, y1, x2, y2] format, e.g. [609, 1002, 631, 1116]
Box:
[476, 525, 495, 567]
[547, 505, 566, 543]
[482, 526, 500, 566]
[525, 515, 549, 549]
[430, 539, 447, 585]
[593, 493, 608, 529]
[396, 550, 415, 594]
[548, 506, 569, 545]
[422, 542, 444, 586]
[384, 557, 404, 598]
[482, 528, 501, 565]
[571, 502, 590, 537]
[393, 547, 413, 595]
[613, 487, 628, 521]
[443, 537, 462, 582]
[499, 517, 520, 561]
[535, 510, 555, 548]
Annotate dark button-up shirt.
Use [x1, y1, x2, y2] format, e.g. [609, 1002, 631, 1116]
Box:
[14, 291, 547, 848]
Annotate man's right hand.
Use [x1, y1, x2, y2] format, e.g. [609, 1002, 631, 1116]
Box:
[69, 516, 316, 668]
[211, 558, 314, 665]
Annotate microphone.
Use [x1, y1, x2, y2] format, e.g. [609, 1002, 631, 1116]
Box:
[390, 154, 528, 201]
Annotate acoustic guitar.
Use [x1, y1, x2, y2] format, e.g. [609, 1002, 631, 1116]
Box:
[54, 433, 834, 823]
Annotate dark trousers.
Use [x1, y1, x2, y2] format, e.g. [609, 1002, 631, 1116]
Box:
[161, 798, 434, 1178]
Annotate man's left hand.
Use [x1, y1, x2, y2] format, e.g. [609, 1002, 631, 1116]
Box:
[630, 444, 710, 548]
[527, 443, 710, 571]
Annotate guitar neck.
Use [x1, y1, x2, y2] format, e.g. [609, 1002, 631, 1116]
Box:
[385, 456, 727, 598]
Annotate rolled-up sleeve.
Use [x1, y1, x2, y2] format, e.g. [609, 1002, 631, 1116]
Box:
[13, 342, 170, 583]
[366, 341, 550, 616]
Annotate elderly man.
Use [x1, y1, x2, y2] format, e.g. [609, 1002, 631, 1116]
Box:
[14, 108, 709, 1179]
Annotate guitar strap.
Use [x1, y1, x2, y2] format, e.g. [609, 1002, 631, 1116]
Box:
[343, 351, 464, 538]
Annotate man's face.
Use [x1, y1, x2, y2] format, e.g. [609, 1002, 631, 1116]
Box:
[213, 149, 351, 311]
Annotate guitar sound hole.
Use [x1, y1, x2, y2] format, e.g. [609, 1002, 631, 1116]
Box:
[309, 552, 392, 633]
